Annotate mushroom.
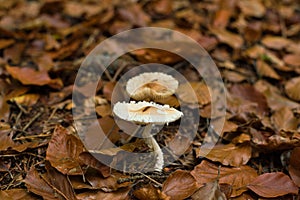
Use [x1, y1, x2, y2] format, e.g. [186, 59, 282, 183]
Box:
[126, 72, 179, 101]
[113, 101, 183, 171]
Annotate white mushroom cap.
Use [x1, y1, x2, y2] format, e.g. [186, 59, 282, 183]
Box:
[126, 72, 179, 100]
[113, 101, 183, 125]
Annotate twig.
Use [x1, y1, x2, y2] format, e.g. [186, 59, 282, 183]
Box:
[13, 133, 52, 141]
[112, 63, 128, 82]
[22, 112, 42, 131]
[15, 102, 28, 114]
[139, 172, 163, 187]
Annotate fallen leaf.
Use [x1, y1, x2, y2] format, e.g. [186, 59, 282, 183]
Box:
[0, 129, 39, 152]
[210, 28, 243, 49]
[271, 107, 299, 132]
[285, 77, 300, 101]
[238, 0, 265, 17]
[256, 60, 280, 80]
[147, 0, 173, 17]
[83, 116, 120, 151]
[196, 143, 252, 167]
[43, 163, 78, 200]
[244, 45, 266, 59]
[261, 36, 292, 50]
[46, 125, 85, 175]
[117, 3, 150, 27]
[0, 189, 37, 200]
[213, 0, 236, 28]
[191, 160, 258, 197]
[167, 134, 192, 156]
[10, 94, 40, 107]
[162, 170, 198, 200]
[254, 80, 300, 111]
[222, 70, 247, 82]
[24, 167, 65, 200]
[247, 172, 298, 198]
[103, 81, 116, 101]
[6, 65, 63, 89]
[284, 54, 300, 67]
[133, 184, 169, 200]
[229, 84, 269, 116]
[155, 95, 180, 107]
[78, 152, 110, 177]
[85, 171, 130, 192]
[288, 147, 300, 187]
[96, 104, 112, 117]
[0, 39, 14, 49]
[76, 187, 130, 200]
[131, 48, 183, 64]
[4, 43, 26, 65]
[177, 82, 211, 105]
[191, 181, 227, 200]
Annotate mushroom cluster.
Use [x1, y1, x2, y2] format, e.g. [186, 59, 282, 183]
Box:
[113, 72, 183, 171]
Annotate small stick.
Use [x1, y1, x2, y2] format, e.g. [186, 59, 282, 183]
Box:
[139, 172, 163, 187]
[22, 112, 42, 131]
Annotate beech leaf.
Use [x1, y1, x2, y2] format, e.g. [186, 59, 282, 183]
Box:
[247, 172, 298, 198]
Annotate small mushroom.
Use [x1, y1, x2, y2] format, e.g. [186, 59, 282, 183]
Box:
[113, 101, 183, 171]
[126, 72, 179, 101]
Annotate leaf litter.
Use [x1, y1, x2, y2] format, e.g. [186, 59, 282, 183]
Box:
[0, 0, 300, 199]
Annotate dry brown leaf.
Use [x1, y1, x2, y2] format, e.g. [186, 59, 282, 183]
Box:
[78, 152, 110, 177]
[76, 188, 130, 200]
[191, 160, 258, 197]
[10, 94, 40, 107]
[247, 172, 298, 198]
[271, 107, 299, 131]
[196, 143, 252, 167]
[83, 116, 120, 151]
[155, 95, 180, 107]
[284, 54, 300, 67]
[6, 65, 63, 89]
[4, 43, 26, 65]
[117, 3, 150, 27]
[256, 60, 280, 80]
[133, 184, 169, 200]
[210, 28, 243, 49]
[147, 0, 173, 16]
[96, 104, 112, 117]
[229, 84, 269, 116]
[285, 77, 300, 101]
[191, 181, 227, 200]
[238, 0, 265, 17]
[213, 0, 236, 29]
[131, 48, 183, 64]
[244, 45, 266, 59]
[43, 163, 78, 200]
[162, 170, 198, 200]
[167, 134, 192, 156]
[0, 39, 14, 49]
[288, 147, 300, 187]
[252, 130, 300, 151]
[0, 189, 37, 200]
[177, 82, 211, 105]
[103, 81, 116, 101]
[46, 125, 85, 175]
[24, 167, 71, 200]
[222, 70, 247, 82]
[254, 80, 300, 111]
[24, 169, 57, 200]
[85, 171, 130, 191]
[0, 129, 39, 152]
[261, 36, 292, 50]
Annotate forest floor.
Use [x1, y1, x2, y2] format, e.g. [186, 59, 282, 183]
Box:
[0, 0, 300, 199]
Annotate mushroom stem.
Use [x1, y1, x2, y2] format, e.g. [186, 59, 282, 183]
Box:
[142, 124, 164, 171]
